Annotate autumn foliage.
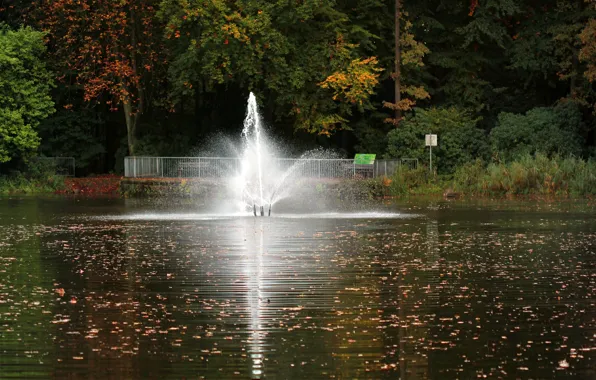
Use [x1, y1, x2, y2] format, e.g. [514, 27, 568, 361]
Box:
[32, 0, 165, 154]
[319, 57, 383, 106]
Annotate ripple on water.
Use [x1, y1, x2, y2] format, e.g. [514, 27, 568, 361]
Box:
[0, 199, 594, 379]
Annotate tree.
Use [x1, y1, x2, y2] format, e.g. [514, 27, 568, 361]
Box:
[0, 26, 54, 164]
[159, 0, 383, 136]
[580, 19, 596, 83]
[548, 0, 594, 100]
[32, 0, 165, 155]
[420, 0, 521, 114]
[0, 0, 28, 28]
[394, 0, 401, 123]
[579, 18, 596, 114]
[383, 3, 430, 125]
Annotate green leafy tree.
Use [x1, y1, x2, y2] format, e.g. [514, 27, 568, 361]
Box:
[417, 0, 521, 113]
[159, 0, 383, 136]
[0, 25, 54, 164]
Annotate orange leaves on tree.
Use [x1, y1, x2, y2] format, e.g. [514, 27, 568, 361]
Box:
[319, 57, 383, 106]
[34, 0, 164, 113]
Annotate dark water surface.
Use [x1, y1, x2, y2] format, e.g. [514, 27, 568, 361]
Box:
[1, 197, 594, 379]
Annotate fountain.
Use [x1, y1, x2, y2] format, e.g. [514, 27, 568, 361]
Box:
[120, 92, 405, 218]
[235, 92, 290, 216]
[220, 92, 393, 216]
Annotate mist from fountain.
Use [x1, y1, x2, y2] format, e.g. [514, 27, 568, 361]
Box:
[193, 91, 378, 216]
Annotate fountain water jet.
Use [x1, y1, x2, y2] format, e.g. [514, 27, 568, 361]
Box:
[237, 92, 277, 215]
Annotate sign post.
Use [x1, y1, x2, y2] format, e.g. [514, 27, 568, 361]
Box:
[425, 134, 437, 174]
[354, 154, 376, 165]
[354, 154, 376, 178]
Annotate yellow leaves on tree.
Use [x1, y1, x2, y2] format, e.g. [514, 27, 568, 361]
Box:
[319, 57, 383, 106]
[313, 114, 349, 137]
[384, 16, 430, 125]
[400, 20, 429, 68]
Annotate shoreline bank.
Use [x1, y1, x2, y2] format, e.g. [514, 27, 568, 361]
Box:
[1, 175, 594, 203]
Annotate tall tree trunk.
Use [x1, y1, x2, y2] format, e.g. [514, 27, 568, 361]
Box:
[125, 6, 143, 156]
[123, 98, 137, 156]
[395, 0, 401, 124]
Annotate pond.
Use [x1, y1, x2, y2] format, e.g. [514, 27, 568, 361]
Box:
[0, 197, 594, 379]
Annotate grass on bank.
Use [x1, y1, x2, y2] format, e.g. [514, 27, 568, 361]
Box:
[453, 154, 596, 197]
[0, 172, 65, 194]
[3, 153, 595, 198]
[378, 153, 596, 198]
[0, 159, 67, 194]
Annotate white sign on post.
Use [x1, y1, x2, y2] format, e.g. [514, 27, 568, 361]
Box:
[425, 134, 437, 174]
[425, 134, 437, 147]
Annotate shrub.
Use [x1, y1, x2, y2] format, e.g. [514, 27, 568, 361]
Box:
[490, 102, 585, 161]
[386, 107, 488, 174]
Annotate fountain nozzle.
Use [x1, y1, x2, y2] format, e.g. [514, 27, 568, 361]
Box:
[260, 206, 264, 216]
[268, 204, 271, 217]
[253, 204, 257, 217]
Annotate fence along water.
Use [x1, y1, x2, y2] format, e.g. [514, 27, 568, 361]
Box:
[124, 157, 416, 179]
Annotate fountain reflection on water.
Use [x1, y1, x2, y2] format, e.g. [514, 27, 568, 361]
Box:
[245, 219, 266, 378]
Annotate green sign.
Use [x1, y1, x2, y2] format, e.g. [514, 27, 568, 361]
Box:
[354, 153, 376, 165]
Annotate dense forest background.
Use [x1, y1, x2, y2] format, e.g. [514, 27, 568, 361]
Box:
[1, 0, 595, 176]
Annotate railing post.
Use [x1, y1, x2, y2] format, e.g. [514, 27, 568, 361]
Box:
[133, 157, 137, 178]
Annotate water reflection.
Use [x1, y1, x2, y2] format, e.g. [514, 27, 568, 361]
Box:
[244, 219, 266, 378]
[0, 198, 595, 378]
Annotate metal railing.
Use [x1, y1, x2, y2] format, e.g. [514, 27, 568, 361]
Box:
[32, 156, 76, 176]
[124, 157, 418, 179]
